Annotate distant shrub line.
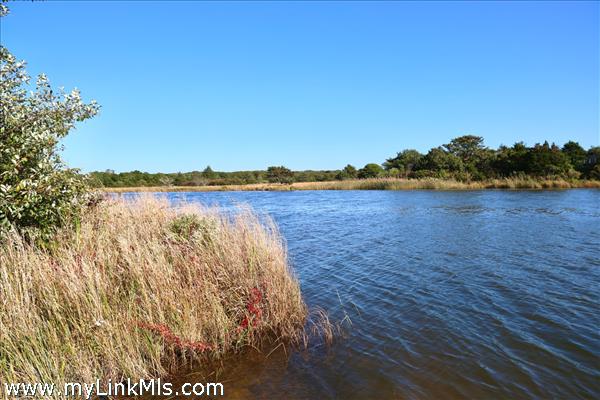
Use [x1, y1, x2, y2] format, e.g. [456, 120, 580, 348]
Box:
[89, 136, 600, 188]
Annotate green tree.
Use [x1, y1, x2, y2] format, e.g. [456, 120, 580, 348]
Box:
[358, 163, 383, 179]
[416, 147, 463, 177]
[588, 164, 600, 180]
[443, 135, 490, 178]
[385, 167, 402, 178]
[443, 135, 485, 163]
[336, 164, 358, 180]
[562, 141, 586, 172]
[202, 165, 217, 180]
[266, 166, 293, 183]
[0, 34, 99, 238]
[525, 142, 571, 177]
[383, 149, 423, 176]
[343, 164, 357, 178]
[492, 142, 529, 177]
[583, 146, 600, 179]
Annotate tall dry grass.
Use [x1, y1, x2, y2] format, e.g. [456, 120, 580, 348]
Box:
[104, 177, 600, 193]
[0, 196, 308, 388]
[300, 177, 600, 190]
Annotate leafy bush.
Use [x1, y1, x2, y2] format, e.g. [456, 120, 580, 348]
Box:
[0, 44, 99, 240]
[358, 163, 384, 179]
[336, 164, 358, 180]
[169, 213, 218, 246]
[589, 164, 600, 180]
[266, 166, 294, 183]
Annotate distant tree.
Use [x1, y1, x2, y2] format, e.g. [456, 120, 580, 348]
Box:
[343, 164, 357, 178]
[358, 163, 384, 179]
[492, 142, 529, 177]
[384, 149, 423, 176]
[587, 164, 600, 180]
[472, 148, 497, 180]
[266, 166, 294, 183]
[444, 135, 486, 163]
[85, 137, 600, 190]
[525, 142, 571, 176]
[443, 135, 490, 178]
[336, 164, 358, 180]
[583, 146, 600, 179]
[562, 141, 586, 172]
[386, 167, 402, 178]
[416, 147, 463, 177]
[202, 166, 216, 179]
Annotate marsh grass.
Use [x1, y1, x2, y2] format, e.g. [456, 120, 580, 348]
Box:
[0, 196, 310, 389]
[104, 177, 600, 193]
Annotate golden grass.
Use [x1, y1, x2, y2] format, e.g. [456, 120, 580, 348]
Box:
[0, 196, 308, 388]
[103, 178, 600, 192]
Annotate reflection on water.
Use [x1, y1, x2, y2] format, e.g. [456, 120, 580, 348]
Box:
[140, 190, 599, 399]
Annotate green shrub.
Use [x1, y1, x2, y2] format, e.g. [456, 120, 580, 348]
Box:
[358, 163, 384, 179]
[0, 43, 99, 240]
[266, 166, 294, 183]
[169, 213, 218, 246]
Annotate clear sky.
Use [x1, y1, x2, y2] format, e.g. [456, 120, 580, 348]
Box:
[2, 1, 598, 173]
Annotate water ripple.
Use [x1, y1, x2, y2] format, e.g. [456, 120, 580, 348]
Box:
[167, 189, 600, 399]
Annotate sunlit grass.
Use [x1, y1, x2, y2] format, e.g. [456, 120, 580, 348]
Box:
[0, 196, 309, 386]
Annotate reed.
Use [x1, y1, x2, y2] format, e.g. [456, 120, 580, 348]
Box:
[0, 196, 308, 388]
[104, 178, 600, 192]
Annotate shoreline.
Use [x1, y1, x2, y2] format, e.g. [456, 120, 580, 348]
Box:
[1, 196, 310, 387]
[100, 178, 600, 192]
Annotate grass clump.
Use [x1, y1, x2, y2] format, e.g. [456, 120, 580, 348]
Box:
[0, 195, 307, 387]
[168, 213, 219, 247]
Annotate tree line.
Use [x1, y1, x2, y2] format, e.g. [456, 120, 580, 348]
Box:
[89, 135, 600, 187]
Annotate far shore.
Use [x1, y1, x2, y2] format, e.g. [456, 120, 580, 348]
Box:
[101, 177, 600, 192]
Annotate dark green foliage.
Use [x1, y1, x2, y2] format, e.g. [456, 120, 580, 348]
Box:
[391, 136, 598, 181]
[582, 147, 600, 179]
[416, 147, 463, 177]
[202, 166, 217, 180]
[88, 136, 600, 188]
[562, 141, 587, 172]
[336, 164, 358, 180]
[266, 166, 294, 184]
[442, 135, 490, 179]
[443, 135, 485, 165]
[88, 169, 341, 187]
[384, 150, 423, 176]
[525, 142, 571, 177]
[492, 143, 529, 176]
[588, 165, 600, 180]
[358, 163, 384, 179]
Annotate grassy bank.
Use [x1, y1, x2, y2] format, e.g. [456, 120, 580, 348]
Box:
[103, 177, 600, 192]
[0, 196, 308, 388]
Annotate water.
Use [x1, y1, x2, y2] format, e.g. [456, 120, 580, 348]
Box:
[160, 190, 599, 399]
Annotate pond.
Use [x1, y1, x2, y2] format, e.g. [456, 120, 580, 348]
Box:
[148, 189, 600, 399]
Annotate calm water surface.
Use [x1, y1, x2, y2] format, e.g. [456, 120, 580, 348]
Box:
[160, 190, 599, 399]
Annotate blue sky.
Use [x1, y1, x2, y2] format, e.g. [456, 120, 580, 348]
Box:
[2, 1, 598, 172]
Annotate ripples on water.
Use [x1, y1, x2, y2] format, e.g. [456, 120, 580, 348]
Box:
[156, 190, 599, 399]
